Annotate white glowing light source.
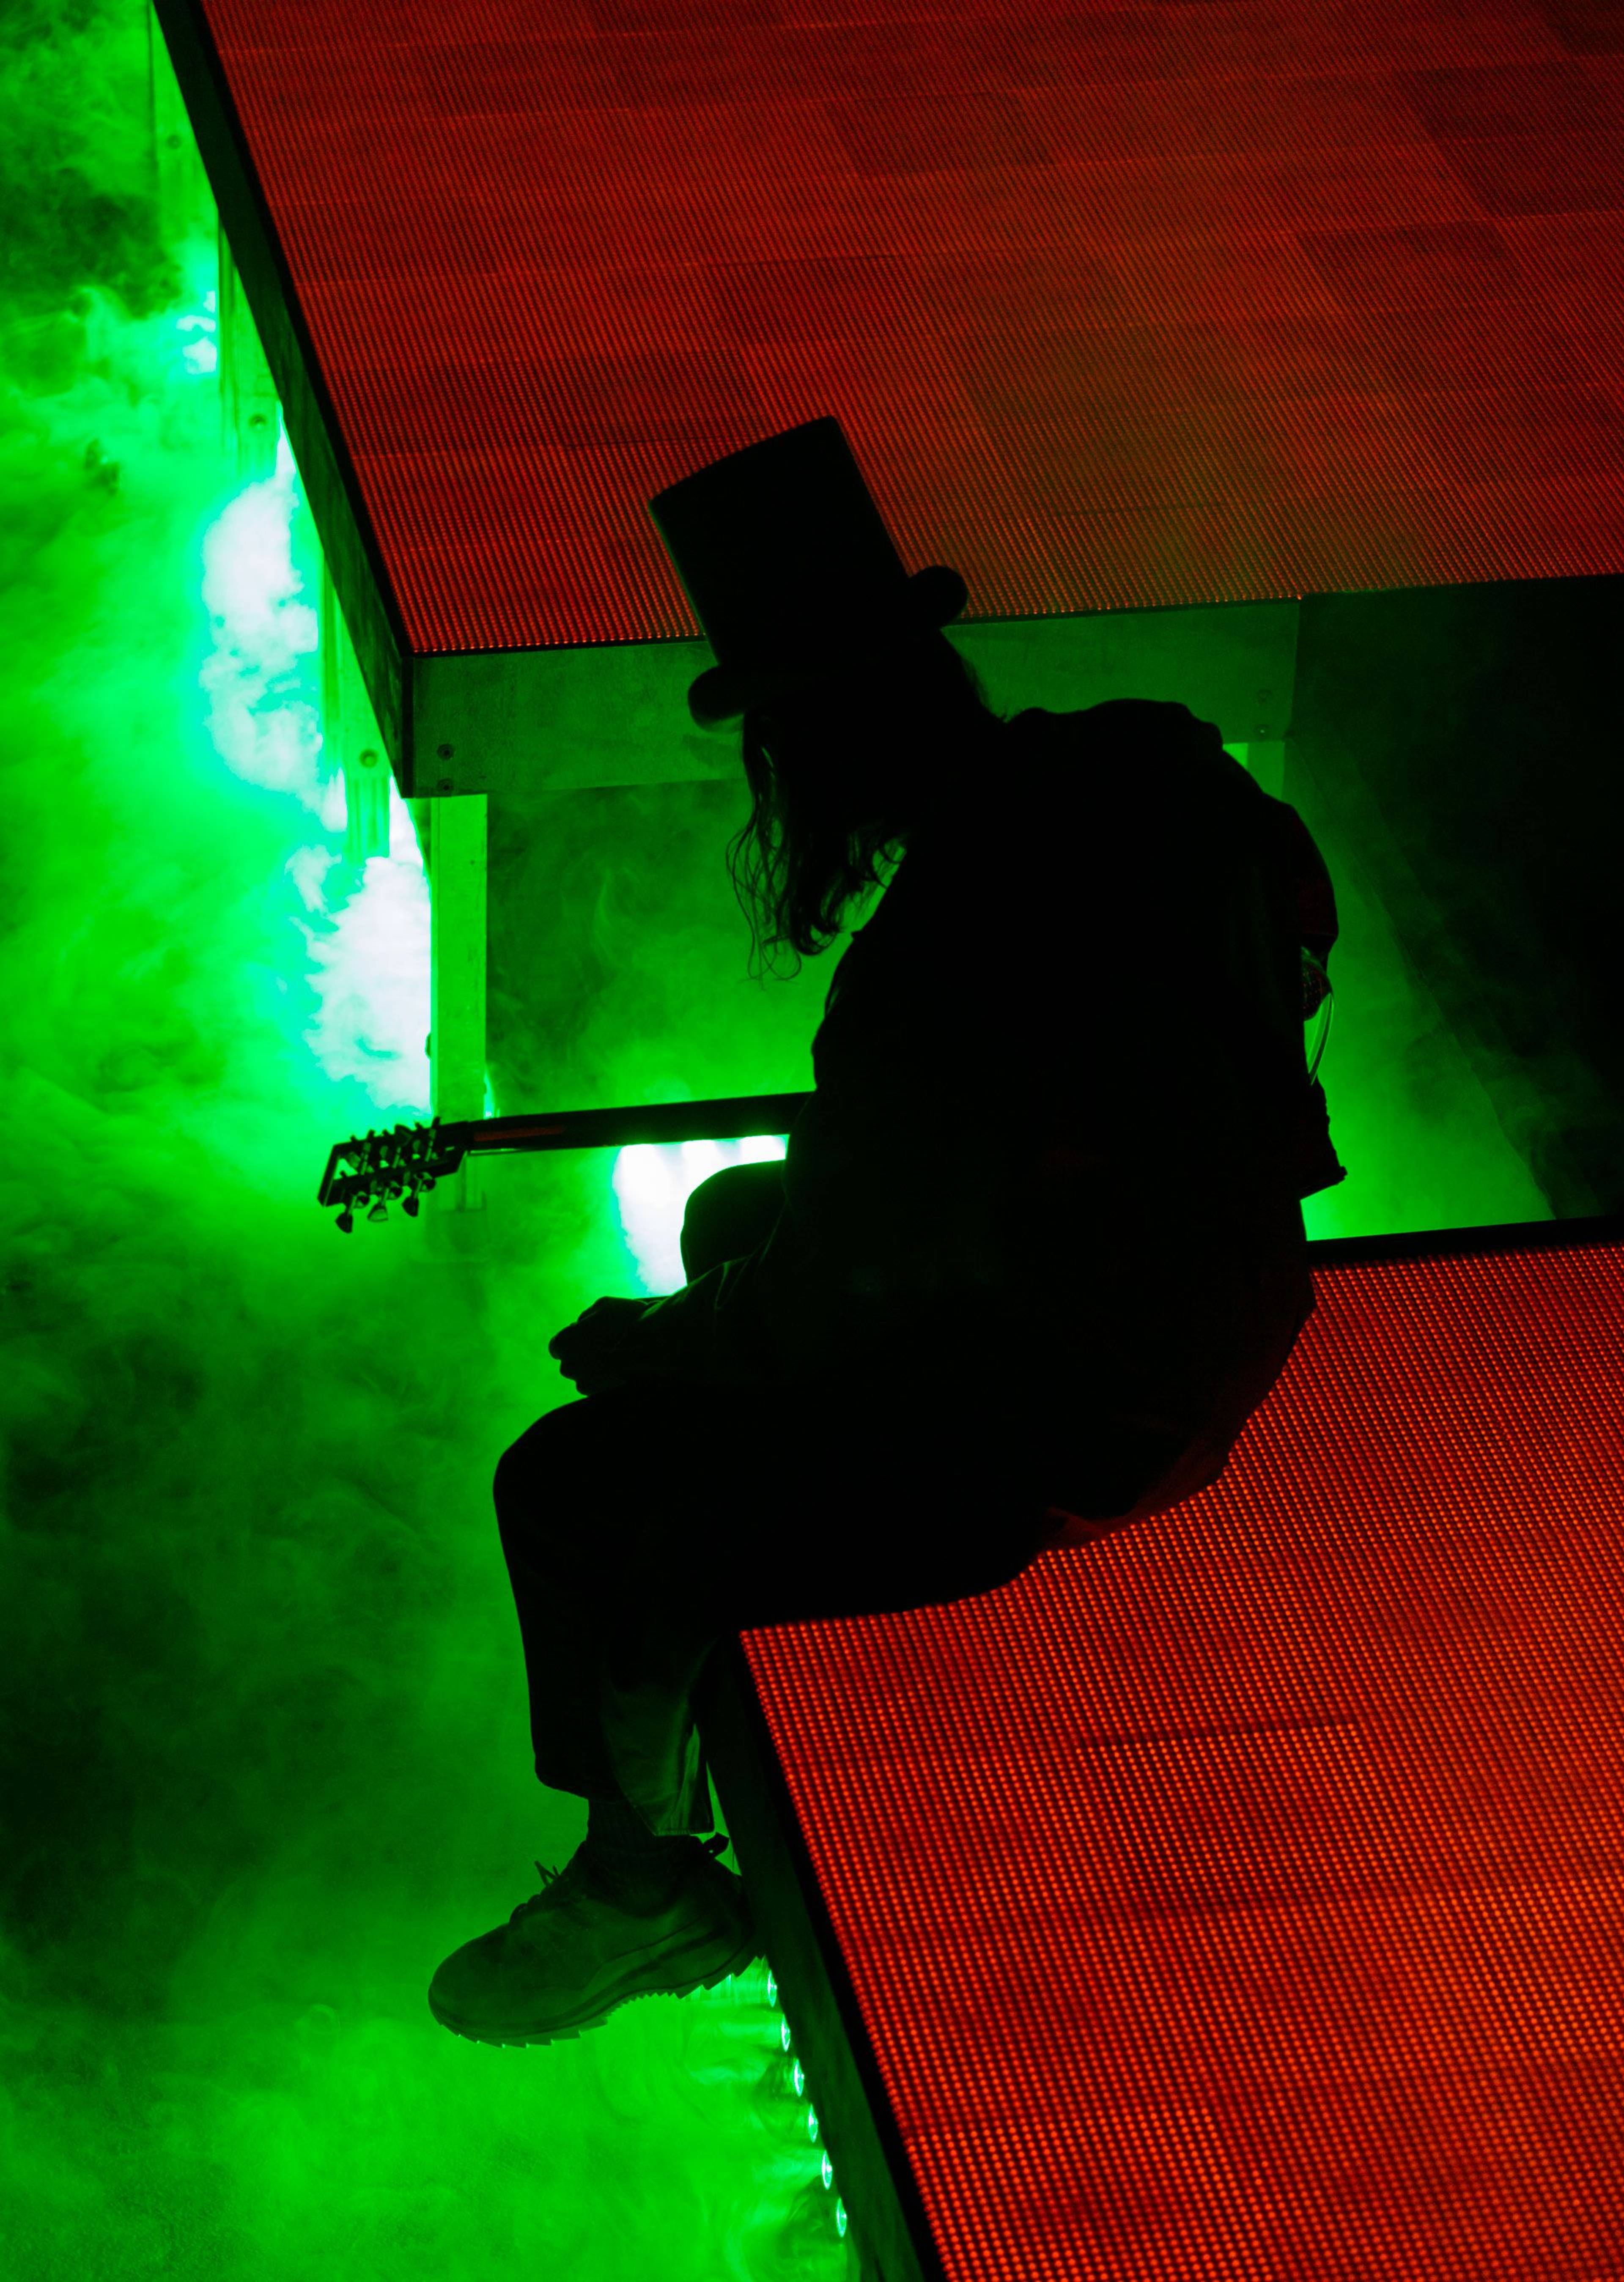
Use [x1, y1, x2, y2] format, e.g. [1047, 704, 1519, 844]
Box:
[198, 442, 321, 806]
[295, 849, 431, 1108]
[177, 309, 217, 376]
[612, 1132, 786, 1297]
[199, 436, 431, 1115]
[173, 263, 219, 379]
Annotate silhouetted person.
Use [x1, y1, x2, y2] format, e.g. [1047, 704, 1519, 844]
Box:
[430, 419, 1342, 2047]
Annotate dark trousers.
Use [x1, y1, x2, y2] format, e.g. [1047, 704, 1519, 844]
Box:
[493, 1161, 1056, 1835]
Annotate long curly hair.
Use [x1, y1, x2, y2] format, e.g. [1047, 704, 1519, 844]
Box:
[726, 633, 1004, 980]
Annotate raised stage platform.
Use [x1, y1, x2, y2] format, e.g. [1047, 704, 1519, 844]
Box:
[700, 1211, 1624, 2280]
[152, 0, 1624, 799]
[151, 0, 1624, 1222]
[147, 0, 1624, 2271]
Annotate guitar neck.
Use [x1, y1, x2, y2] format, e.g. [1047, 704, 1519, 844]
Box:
[440, 1090, 814, 1157]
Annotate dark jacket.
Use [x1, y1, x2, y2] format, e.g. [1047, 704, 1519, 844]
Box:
[616, 699, 1344, 1540]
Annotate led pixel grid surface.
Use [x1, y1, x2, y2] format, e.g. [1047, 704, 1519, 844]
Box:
[741, 1234, 1624, 2278]
[188, 0, 1624, 656]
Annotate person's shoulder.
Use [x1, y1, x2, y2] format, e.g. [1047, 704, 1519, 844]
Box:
[1005, 701, 1287, 816]
[1007, 698, 1231, 758]
[993, 706, 1084, 776]
[1002, 705, 1067, 746]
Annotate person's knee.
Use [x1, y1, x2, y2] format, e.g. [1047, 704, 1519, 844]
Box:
[680, 1159, 785, 1282]
[492, 1399, 639, 1583]
[493, 1411, 568, 1533]
[493, 1437, 582, 1587]
[488, 1442, 534, 1552]
[493, 1442, 527, 1534]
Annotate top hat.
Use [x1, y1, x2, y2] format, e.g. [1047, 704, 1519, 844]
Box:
[647, 416, 970, 729]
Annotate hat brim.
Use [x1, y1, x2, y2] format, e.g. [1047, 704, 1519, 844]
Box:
[686, 565, 970, 728]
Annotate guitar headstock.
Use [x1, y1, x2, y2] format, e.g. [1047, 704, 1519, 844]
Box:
[317, 1117, 466, 1232]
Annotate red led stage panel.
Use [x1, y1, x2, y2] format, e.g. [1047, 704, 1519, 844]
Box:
[703, 1221, 1624, 2281]
[163, 0, 1624, 666]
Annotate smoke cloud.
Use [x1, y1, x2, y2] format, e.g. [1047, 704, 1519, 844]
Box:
[1, 6, 1557, 2279]
[1, 6, 834, 2277]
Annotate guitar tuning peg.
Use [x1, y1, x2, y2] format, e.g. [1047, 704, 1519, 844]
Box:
[335, 1209, 354, 1234]
[402, 1193, 420, 1218]
[366, 1200, 389, 1222]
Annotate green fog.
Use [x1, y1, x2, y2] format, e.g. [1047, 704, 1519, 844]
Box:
[0, 5, 1550, 2279]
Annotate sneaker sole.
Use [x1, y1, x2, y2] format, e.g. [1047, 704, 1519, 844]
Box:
[430, 1921, 763, 2047]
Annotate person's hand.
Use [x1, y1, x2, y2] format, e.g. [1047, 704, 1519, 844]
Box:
[547, 1296, 655, 1396]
